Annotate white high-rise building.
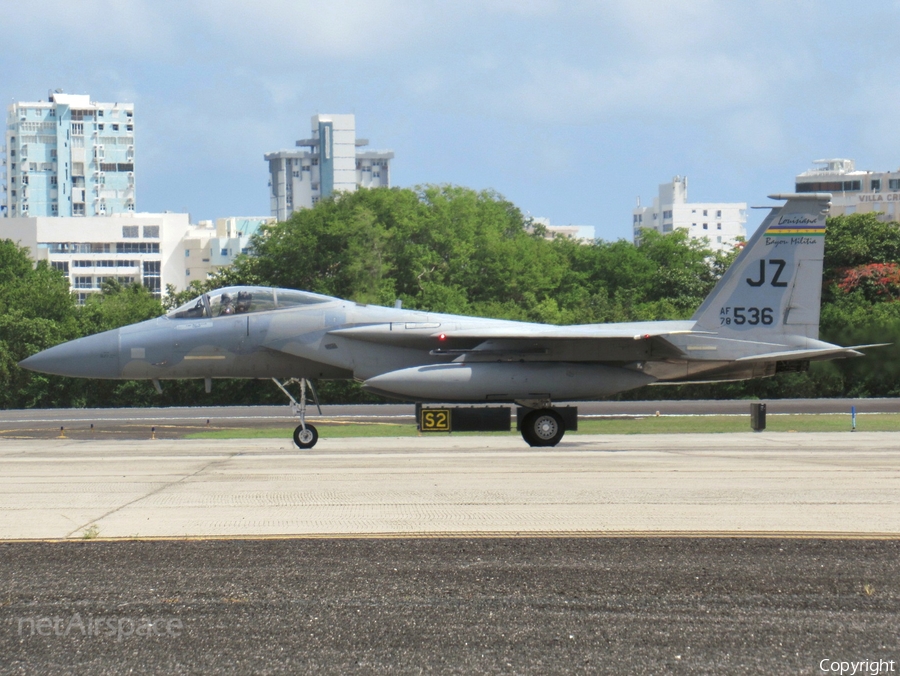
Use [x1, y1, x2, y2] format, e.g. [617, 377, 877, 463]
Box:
[632, 176, 746, 252]
[265, 114, 393, 221]
[794, 159, 900, 220]
[2, 91, 135, 219]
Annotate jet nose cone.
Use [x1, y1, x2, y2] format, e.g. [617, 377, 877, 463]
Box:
[18, 329, 122, 378]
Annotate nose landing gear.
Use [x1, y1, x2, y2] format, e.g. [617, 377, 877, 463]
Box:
[272, 377, 321, 449]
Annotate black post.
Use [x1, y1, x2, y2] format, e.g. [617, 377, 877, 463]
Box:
[750, 402, 767, 432]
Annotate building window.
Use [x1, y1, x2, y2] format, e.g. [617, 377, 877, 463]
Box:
[872, 179, 881, 192]
[73, 204, 85, 216]
[185, 249, 190, 257]
[112, 124, 119, 131]
[116, 242, 159, 254]
[717, 236, 722, 243]
[186, 269, 190, 276]
[122, 226, 139, 238]
[796, 180, 862, 192]
[691, 222, 696, 227]
[143, 225, 159, 238]
[717, 223, 722, 230]
[74, 276, 93, 289]
[220, 249, 230, 257]
[716, 210, 722, 217]
[703, 210, 708, 216]
[703, 223, 708, 230]
[51, 204, 58, 215]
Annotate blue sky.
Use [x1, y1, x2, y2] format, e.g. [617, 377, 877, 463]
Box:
[5, 0, 900, 240]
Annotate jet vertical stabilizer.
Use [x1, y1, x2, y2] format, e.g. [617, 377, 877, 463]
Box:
[691, 193, 831, 341]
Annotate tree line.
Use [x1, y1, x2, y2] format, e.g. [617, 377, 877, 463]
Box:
[1, 185, 898, 409]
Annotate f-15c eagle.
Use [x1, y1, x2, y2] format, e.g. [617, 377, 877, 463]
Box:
[20, 193, 871, 447]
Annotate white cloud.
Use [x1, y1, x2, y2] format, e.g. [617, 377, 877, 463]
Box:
[189, 0, 436, 60]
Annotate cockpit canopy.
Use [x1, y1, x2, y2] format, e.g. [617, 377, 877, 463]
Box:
[167, 286, 333, 319]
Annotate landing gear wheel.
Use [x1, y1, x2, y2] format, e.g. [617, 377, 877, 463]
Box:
[521, 409, 565, 447]
[293, 423, 318, 449]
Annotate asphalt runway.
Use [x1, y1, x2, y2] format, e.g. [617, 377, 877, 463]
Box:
[2, 538, 898, 674]
[0, 398, 897, 439]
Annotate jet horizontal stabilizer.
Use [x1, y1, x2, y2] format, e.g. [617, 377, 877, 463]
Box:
[734, 346, 866, 362]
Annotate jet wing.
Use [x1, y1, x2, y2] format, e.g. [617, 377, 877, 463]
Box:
[329, 323, 701, 342]
[329, 322, 701, 361]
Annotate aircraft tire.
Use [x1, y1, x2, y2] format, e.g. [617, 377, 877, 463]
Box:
[521, 409, 565, 447]
[293, 423, 318, 449]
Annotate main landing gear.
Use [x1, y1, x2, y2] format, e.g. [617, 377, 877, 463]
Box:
[519, 408, 565, 447]
[515, 401, 576, 447]
[272, 378, 321, 449]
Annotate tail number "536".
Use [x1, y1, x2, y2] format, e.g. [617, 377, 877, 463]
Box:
[720, 307, 774, 326]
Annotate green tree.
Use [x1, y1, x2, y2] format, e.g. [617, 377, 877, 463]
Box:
[0, 240, 80, 408]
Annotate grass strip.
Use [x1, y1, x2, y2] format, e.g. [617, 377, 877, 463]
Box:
[185, 413, 900, 439]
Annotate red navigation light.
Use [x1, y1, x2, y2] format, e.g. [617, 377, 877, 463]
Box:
[439, 333, 447, 341]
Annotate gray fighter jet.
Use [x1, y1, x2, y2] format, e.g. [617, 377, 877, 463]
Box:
[19, 193, 871, 447]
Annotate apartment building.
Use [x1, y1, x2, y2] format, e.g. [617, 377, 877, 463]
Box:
[633, 176, 746, 252]
[265, 114, 393, 221]
[2, 91, 135, 219]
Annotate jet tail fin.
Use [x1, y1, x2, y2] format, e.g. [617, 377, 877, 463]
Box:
[692, 193, 831, 341]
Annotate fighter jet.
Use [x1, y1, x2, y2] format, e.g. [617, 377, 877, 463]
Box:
[19, 193, 870, 448]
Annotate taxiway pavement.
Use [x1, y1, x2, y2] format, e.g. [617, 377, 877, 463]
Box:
[2, 432, 898, 540]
